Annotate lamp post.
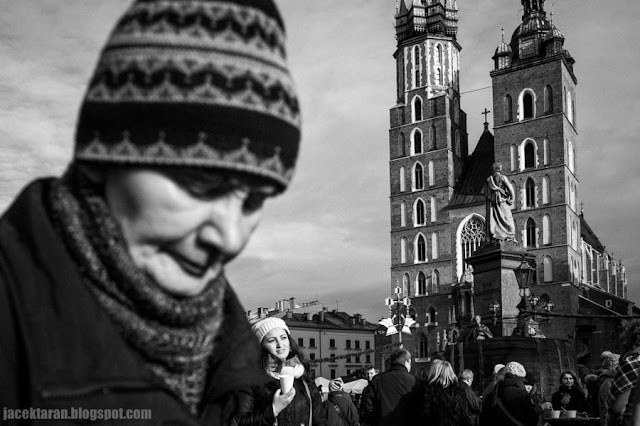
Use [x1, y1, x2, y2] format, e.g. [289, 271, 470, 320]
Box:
[379, 282, 415, 346]
[514, 257, 537, 337]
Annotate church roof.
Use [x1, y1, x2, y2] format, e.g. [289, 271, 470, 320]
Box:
[580, 214, 605, 253]
[446, 128, 495, 209]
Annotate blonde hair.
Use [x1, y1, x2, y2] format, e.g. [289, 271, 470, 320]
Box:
[427, 360, 458, 388]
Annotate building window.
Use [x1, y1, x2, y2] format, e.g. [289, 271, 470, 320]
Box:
[436, 68, 442, 86]
[415, 199, 425, 226]
[428, 161, 435, 186]
[431, 269, 440, 293]
[431, 232, 439, 259]
[543, 138, 549, 165]
[455, 131, 461, 157]
[542, 176, 550, 204]
[416, 235, 427, 262]
[309, 353, 316, 360]
[510, 144, 517, 171]
[566, 89, 573, 124]
[418, 272, 427, 295]
[330, 354, 336, 362]
[459, 215, 486, 277]
[403, 273, 410, 297]
[355, 340, 360, 349]
[543, 256, 553, 282]
[346, 356, 351, 363]
[330, 369, 336, 379]
[454, 98, 460, 123]
[413, 96, 423, 122]
[430, 196, 437, 222]
[355, 355, 361, 363]
[524, 142, 536, 168]
[523, 92, 534, 119]
[297, 338, 304, 346]
[366, 354, 371, 363]
[544, 85, 553, 114]
[309, 338, 316, 348]
[429, 125, 436, 150]
[419, 334, 428, 358]
[525, 218, 536, 247]
[504, 94, 513, 123]
[525, 178, 535, 208]
[399, 166, 406, 192]
[346, 340, 351, 349]
[413, 46, 421, 88]
[413, 130, 423, 154]
[329, 339, 336, 349]
[400, 202, 406, 227]
[542, 214, 551, 245]
[398, 133, 406, 157]
[413, 163, 424, 190]
[365, 341, 371, 349]
[568, 140, 575, 173]
[436, 43, 443, 63]
[427, 307, 436, 323]
[401, 237, 407, 264]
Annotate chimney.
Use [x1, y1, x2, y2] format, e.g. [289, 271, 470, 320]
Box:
[351, 318, 356, 325]
[305, 312, 312, 321]
[289, 297, 296, 310]
[286, 311, 293, 319]
[319, 310, 325, 322]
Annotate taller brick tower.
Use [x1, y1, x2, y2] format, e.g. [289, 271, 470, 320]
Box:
[490, 0, 581, 338]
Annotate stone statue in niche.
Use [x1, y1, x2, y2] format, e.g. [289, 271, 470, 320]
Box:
[483, 163, 516, 243]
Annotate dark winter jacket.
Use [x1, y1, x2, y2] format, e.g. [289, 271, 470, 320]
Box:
[360, 364, 424, 426]
[235, 374, 326, 426]
[323, 390, 359, 426]
[551, 385, 588, 412]
[0, 179, 268, 425]
[480, 376, 540, 426]
[420, 382, 472, 426]
[461, 381, 482, 426]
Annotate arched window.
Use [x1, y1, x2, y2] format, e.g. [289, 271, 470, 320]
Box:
[566, 90, 573, 124]
[542, 176, 550, 204]
[412, 130, 423, 154]
[398, 133, 405, 157]
[504, 94, 513, 123]
[399, 166, 406, 192]
[428, 161, 435, 186]
[543, 257, 553, 282]
[400, 202, 406, 227]
[454, 98, 460, 123]
[570, 182, 576, 211]
[455, 131, 461, 157]
[511, 181, 518, 210]
[413, 46, 421, 88]
[430, 196, 437, 222]
[413, 97, 423, 122]
[525, 178, 535, 208]
[402, 273, 409, 296]
[400, 238, 407, 263]
[523, 92, 534, 119]
[542, 214, 551, 245]
[543, 138, 549, 165]
[544, 85, 553, 114]
[459, 216, 486, 276]
[429, 125, 436, 150]
[416, 235, 427, 262]
[524, 142, 536, 168]
[431, 232, 439, 259]
[415, 199, 426, 226]
[427, 307, 436, 324]
[419, 334, 428, 358]
[413, 163, 424, 190]
[572, 221, 578, 250]
[418, 272, 427, 295]
[525, 218, 536, 247]
[432, 270, 440, 293]
[435, 68, 442, 86]
[436, 44, 443, 63]
[568, 140, 575, 173]
[510, 144, 517, 171]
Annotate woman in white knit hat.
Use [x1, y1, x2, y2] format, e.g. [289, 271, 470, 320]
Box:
[236, 317, 326, 426]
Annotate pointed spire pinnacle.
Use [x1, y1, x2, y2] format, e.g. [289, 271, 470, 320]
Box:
[501, 27, 505, 43]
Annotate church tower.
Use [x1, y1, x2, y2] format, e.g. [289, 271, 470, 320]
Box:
[490, 0, 581, 337]
[388, 0, 468, 358]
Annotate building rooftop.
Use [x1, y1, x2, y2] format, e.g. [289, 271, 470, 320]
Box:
[271, 310, 379, 332]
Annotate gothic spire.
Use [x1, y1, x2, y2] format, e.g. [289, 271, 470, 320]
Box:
[521, 0, 545, 17]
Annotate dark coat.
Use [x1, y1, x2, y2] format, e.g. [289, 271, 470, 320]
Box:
[421, 382, 472, 426]
[461, 381, 482, 426]
[360, 364, 423, 426]
[323, 390, 359, 426]
[551, 385, 588, 412]
[235, 374, 326, 426]
[0, 179, 268, 425]
[480, 376, 540, 426]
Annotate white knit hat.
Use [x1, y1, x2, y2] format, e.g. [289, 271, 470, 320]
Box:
[251, 317, 290, 343]
[505, 361, 527, 378]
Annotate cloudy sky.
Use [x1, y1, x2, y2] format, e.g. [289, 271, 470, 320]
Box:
[1, 0, 639, 323]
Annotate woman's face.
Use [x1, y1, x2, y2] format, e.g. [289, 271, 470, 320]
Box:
[262, 328, 290, 361]
[561, 373, 574, 388]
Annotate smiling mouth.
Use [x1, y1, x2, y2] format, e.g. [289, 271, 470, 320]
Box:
[163, 250, 210, 277]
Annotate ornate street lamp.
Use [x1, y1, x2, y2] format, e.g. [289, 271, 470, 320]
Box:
[379, 282, 414, 345]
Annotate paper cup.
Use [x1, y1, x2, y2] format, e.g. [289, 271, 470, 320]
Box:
[280, 374, 294, 394]
[565, 410, 577, 419]
[546, 410, 561, 419]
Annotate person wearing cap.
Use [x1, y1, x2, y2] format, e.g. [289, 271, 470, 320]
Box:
[479, 361, 551, 426]
[0, 0, 300, 424]
[322, 378, 360, 426]
[235, 317, 326, 426]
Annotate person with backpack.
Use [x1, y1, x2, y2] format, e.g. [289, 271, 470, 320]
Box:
[323, 378, 360, 426]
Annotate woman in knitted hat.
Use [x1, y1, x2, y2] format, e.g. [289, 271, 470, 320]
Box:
[551, 370, 588, 413]
[235, 317, 326, 426]
[0, 0, 301, 424]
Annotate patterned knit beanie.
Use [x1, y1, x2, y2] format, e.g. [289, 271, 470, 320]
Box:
[601, 351, 620, 370]
[74, 0, 301, 189]
[504, 361, 527, 378]
[251, 317, 289, 343]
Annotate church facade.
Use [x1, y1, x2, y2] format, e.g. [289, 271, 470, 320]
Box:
[388, 0, 631, 373]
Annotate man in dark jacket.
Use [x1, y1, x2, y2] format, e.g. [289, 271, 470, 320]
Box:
[360, 349, 423, 426]
[323, 379, 360, 426]
[460, 369, 482, 426]
[0, 0, 301, 424]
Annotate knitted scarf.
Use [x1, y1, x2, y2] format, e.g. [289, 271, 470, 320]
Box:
[47, 168, 225, 414]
